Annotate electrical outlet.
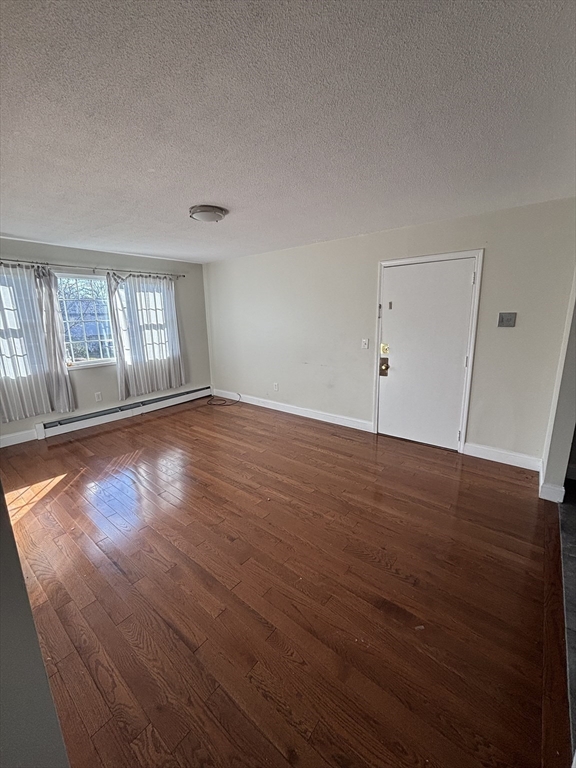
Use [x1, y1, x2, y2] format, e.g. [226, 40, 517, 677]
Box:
[361, 339, 369, 349]
[273, 382, 279, 392]
[95, 392, 102, 402]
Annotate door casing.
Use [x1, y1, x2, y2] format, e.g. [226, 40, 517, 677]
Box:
[371, 249, 484, 452]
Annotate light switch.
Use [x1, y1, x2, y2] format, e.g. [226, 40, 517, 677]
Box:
[498, 312, 517, 327]
[361, 339, 369, 349]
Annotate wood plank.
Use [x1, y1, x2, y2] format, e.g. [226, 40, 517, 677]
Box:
[195, 634, 333, 767]
[17, 525, 73, 611]
[53, 533, 132, 625]
[32, 600, 75, 676]
[48, 672, 105, 768]
[43, 535, 97, 610]
[130, 724, 183, 768]
[57, 649, 111, 736]
[81, 599, 191, 751]
[92, 719, 142, 768]
[113, 581, 219, 703]
[56, 600, 149, 742]
[19, 553, 48, 609]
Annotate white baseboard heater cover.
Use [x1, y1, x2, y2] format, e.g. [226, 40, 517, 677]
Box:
[39, 386, 211, 439]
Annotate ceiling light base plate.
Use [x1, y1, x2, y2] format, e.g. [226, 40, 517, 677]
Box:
[189, 204, 228, 223]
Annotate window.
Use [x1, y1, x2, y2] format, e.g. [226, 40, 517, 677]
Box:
[57, 276, 115, 366]
[132, 286, 169, 362]
[0, 280, 32, 380]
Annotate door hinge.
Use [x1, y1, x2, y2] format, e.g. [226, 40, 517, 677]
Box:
[458, 430, 461, 441]
[378, 303, 382, 318]
[472, 272, 476, 285]
[465, 355, 469, 368]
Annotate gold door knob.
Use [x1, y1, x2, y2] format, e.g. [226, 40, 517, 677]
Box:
[381, 363, 389, 371]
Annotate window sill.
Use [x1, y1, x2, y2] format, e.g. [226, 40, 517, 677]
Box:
[67, 361, 117, 371]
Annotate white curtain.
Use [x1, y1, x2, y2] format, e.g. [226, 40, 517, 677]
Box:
[107, 272, 184, 400]
[35, 267, 75, 414]
[0, 263, 74, 423]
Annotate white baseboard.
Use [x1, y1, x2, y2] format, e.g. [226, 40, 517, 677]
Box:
[0, 428, 38, 448]
[538, 482, 565, 503]
[0, 388, 211, 447]
[463, 442, 542, 472]
[213, 390, 373, 433]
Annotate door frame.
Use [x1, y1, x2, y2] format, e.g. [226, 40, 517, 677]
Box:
[371, 249, 484, 452]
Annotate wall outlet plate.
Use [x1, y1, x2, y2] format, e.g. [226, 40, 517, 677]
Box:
[498, 312, 517, 327]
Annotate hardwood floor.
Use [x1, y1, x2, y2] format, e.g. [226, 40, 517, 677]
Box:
[0, 399, 563, 767]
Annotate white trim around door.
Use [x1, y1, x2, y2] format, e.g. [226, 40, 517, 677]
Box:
[372, 249, 484, 453]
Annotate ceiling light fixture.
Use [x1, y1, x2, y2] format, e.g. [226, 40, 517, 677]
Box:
[189, 204, 228, 223]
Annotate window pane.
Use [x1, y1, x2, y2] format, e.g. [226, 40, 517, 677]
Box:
[59, 278, 78, 300]
[96, 301, 108, 319]
[81, 299, 96, 320]
[57, 276, 115, 364]
[66, 300, 81, 319]
[98, 321, 111, 338]
[92, 281, 107, 299]
[87, 341, 100, 359]
[71, 342, 86, 361]
[76, 280, 94, 299]
[69, 323, 84, 341]
[84, 321, 98, 340]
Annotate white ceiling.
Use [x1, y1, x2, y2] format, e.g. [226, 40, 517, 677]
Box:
[1, 0, 574, 263]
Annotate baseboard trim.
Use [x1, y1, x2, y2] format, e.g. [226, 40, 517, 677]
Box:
[539, 483, 565, 503]
[0, 429, 38, 448]
[0, 387, 211, 447]
[463, 442, 542, 472]
[213, 390, 373, 433]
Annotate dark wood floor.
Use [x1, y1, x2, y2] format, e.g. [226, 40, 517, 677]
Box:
[0, 399, 563, 767]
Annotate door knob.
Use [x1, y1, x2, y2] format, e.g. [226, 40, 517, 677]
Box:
[379, 357, 389, 376]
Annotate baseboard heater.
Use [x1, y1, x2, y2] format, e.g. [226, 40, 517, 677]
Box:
[37, 386, 211, 439]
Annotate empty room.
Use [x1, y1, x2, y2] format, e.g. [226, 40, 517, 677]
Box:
[1, 2, 575, 767]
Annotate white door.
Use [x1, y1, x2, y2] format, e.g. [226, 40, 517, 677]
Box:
[377, 255, 477, 450]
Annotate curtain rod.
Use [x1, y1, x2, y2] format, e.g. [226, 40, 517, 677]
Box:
[0, 257, 186, 278]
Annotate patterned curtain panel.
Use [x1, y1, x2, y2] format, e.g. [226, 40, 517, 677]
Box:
[107, 272, 184, 400]
[0, 263, 74, 423]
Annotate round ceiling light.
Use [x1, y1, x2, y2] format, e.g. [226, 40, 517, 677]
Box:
[189, 204, 228, 223]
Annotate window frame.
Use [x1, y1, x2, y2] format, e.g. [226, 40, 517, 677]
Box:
[55, 272, 117, 369]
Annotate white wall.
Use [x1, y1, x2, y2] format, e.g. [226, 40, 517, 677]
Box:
[540, 279, 576, 498]
[0, 239, 211, 437]
[205, 198, 576, 460]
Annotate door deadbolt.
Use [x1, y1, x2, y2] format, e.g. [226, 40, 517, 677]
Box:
[379, 357, 389, 376]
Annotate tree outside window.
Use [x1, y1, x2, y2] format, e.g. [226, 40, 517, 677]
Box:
[57, 276, 115, 365]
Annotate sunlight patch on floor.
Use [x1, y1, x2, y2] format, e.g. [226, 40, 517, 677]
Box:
[6, 474, 67, 523]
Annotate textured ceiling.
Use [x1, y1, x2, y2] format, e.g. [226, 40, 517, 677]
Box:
[1, 0, 574, 263]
